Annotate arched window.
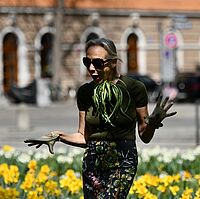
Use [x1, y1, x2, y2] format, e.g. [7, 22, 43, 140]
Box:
[40, 33, 54, 78]
[127, 33, 138, 73]
[3, 33, 18, 93]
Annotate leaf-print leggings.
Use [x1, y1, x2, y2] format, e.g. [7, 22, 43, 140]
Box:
[82, 140, 138, 199]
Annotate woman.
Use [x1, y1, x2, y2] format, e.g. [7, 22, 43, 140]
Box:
[25, 38, 176, 198]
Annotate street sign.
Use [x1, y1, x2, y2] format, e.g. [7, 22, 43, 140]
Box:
[172, 14, 192, 30]
[165, 33, 177, 49]
[162, 49, 176, 82]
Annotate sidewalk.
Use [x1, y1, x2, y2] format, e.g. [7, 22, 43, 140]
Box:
[0, 100, 199, 151]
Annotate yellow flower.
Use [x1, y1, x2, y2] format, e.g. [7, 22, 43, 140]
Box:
[28, 160, 37, 171]
[160, 175, 174, 187]
[36, 186, 43, 195]
[195, 188, 200, 197]
[45, 180, 61, 196]
[142, 173, 160, 187]
[40, 165, 50, 174]
[60, 169, 82, 194]
[35, 165, 51, 185]
[169, 185, 180, 196]
[36, 172, 48, 184]
[183, 171, 192, 180]
[180, 187, 193, 199]
[50, 171, 57, 177]
[65, 169, 75, 177]
[157, 185, 166, 193]
[2, 145, 14, 152]
[173, 174, 181, 182]
[129, 185, 135, 195]
[0, 186, 20, 199]
[0, 163, 8, 176]
[20, 171, 35, 191]
[0, 164, 19, 185]
[27, 190, 45, 199]
[9, 165, 19, 184]
[132, 181, 148, 197]
[143, 192, 158, 199]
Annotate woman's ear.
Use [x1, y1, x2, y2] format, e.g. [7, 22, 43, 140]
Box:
[109, 59, 117, 69]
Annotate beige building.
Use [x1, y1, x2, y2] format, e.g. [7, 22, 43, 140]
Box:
[0, 0, 200, 104]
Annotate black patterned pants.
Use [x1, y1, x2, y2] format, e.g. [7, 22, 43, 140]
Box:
[82, 140, 138, 199]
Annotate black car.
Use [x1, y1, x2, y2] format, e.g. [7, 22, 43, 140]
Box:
[176, 72, 200, 102]
[127, 73, 160, 102]
[6, 80, 37, 104]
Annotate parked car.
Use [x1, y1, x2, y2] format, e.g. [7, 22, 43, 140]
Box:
[175, 72, 200, 102]
[6, 80, 37, 104]
[127, 73, 160, 102]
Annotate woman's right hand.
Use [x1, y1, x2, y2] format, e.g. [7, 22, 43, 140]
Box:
[24, 132, 60, 154]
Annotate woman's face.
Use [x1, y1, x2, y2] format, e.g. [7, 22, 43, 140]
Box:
[85, 45, 113, 83]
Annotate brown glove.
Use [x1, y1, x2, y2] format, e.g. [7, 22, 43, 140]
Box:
[24, 133, 59, 154]
[146, 95, 177, 129]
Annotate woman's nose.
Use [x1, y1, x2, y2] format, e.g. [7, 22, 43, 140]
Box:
[88, 63, 95, 70]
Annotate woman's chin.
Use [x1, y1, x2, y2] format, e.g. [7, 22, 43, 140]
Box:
[92, 75, 101, 83]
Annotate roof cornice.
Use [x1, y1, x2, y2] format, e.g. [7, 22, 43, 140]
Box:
[1, 7, 200, 18]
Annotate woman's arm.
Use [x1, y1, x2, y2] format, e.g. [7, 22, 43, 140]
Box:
[52, 111, 87, 148]
[136, 106, 156, 143]
[24, 111, 87, 153]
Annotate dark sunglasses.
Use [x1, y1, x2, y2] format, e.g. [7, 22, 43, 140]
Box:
[83, 57, 112, 69]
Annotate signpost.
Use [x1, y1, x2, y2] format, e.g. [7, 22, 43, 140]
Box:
[162, 32, 177, 82]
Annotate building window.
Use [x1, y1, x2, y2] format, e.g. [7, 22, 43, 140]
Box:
[40, 33, 54, 78]
[3, 33, 18, 93]
[127, 33, 138, 73]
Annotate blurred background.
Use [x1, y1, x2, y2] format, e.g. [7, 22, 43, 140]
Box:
[0, 0, 199, 150]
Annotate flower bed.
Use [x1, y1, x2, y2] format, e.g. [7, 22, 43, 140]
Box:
[0, 145, 199, 199]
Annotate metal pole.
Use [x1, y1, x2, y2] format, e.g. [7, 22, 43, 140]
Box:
[158, 21, 164, 82]
[195, 100, 200, 145]
[53, 0, 64, 86]
[51, 0, 64, 100]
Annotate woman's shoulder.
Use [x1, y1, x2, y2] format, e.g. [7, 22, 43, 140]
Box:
[120, 75, 145, 89]
[121, 75, 148, 106]
[78, 81, 95, 90]
[77, 81, 95, 110]
[77, 81, 95, 96]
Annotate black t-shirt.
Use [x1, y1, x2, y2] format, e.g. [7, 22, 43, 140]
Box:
[77, 76, 148, 141]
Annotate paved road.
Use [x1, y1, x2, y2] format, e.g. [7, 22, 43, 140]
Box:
[0, 99, 199, 151]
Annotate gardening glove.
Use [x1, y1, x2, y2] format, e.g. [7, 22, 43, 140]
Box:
[146, 95, 177, 129]
[24, 132, 60, 154]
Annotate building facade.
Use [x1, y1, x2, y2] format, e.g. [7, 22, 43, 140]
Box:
[0, 0, 200, 104]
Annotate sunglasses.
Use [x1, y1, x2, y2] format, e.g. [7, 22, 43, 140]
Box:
[83, 57, 112, 69]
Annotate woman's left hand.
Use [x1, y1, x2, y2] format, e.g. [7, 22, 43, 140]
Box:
[147, 95, 177, 129]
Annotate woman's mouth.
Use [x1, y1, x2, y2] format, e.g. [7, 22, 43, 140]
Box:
[92, 74, 101, 82]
